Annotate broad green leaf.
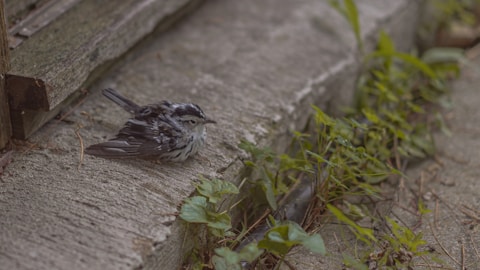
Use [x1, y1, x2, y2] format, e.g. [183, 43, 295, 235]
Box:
[196, 177, 239, 204]
[258, 222, 325, 256]
[301, 233, 326, 255]
[258, 228, 291, 256]
[179, 196, 209, 223]
[206, 211, 232, 231]
[179, 196, 232, 231]
[212, 254, 241, 270]
[238, 243, 264, 262]
[286, 222, 308, 242]
[267, 231, 286, 243]
[213, 244, 263, 267]
[260, 168, 278, 210]
[214, 247, 241, 265]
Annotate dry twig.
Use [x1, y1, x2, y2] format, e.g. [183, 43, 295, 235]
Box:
[75, 124, 85, 170]
[429, 221, 461, 267]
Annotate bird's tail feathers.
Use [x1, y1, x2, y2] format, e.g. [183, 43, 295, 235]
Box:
[84, 140, 140, 159]
[102, 88, 140, 114]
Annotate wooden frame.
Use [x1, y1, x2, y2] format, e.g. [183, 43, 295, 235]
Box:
[1, 0, 11, 149]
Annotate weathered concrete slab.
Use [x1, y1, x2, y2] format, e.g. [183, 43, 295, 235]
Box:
[0, 0, 420, 269]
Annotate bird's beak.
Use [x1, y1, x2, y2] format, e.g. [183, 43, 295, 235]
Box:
[205, 118, 217, 124]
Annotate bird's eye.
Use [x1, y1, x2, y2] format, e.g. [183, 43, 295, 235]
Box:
[189, 120, 197, 125]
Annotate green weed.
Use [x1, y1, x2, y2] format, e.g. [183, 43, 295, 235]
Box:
[328, 0, 364, 52]
[181, 1, 463, 269]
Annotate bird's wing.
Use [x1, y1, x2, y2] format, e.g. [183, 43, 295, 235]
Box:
[85, 106, 190, 159]
[84, 139, 144, 158]
[84, 136, 190, 159]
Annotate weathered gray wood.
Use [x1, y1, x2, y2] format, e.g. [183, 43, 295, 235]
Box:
[8, 0, 81, 43]
[6, 0, 198, 139]
[5, 0, 43, 23]
[0, 0, 11, 149]
[8, 90, 85, 139]
[0, 80, 11, 148]
[0, 0, 9, 72]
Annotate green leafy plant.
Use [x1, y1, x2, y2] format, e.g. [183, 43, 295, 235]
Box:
[328, 0, 364, 52]
[353, 31, 459, 163]
[181, 1, 462, 268]
[327, 204, 377, 245]
[433, 0, 480, 26]
[239, 140, 310, 211]
[212, 243, 263, 270]
[210, 220, 325, 270]
[368, 217, 429, 268]
[385, 217, 427, 255]
[258, 220, 326, 257]
[326, 0, 460, 268]
[180, 177, 239, 238]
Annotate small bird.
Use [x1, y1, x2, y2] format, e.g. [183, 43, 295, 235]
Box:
[85, 88, 216, 161]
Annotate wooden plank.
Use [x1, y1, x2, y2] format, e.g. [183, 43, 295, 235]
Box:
[0, 0, 8, 71]
[8, 0, 81, 48]
[5, 0, 201, 139]
[6, 74, 49, 110]
[5, 0, 43, 24]
[9, 84, 86, 139]
[0, 79, 10, 147]
[1, 0, 12, 149]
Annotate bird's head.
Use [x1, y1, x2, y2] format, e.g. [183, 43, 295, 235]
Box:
[171, 103, 216, 133]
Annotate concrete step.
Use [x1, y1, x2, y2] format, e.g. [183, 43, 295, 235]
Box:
[0, 0, 420, 269]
